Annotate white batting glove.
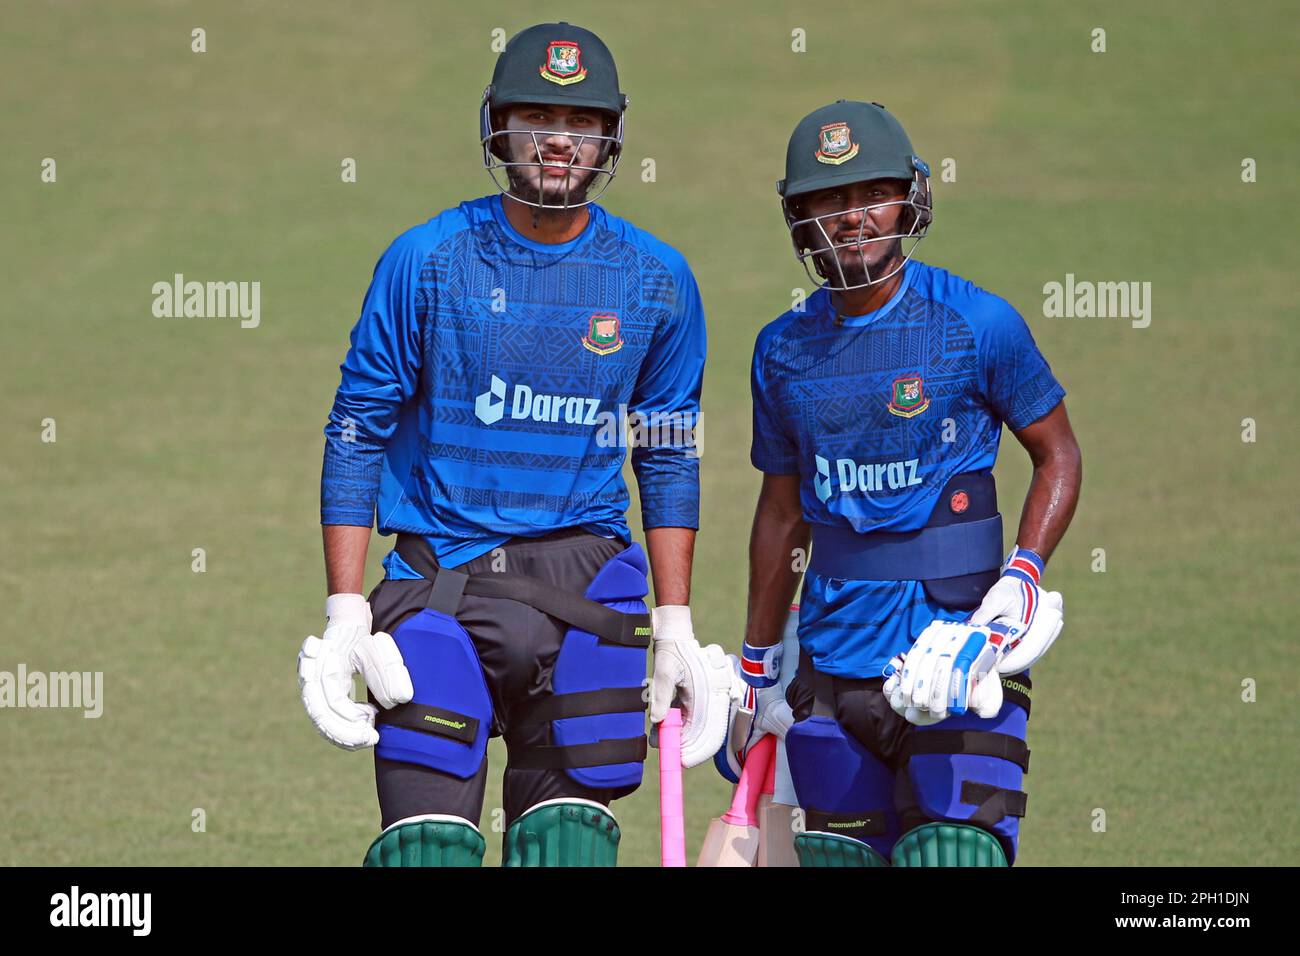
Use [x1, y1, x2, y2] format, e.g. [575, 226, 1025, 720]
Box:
[737, 637, 794, 739]
[297, 593, 414, 751]
[883, 651, 945, 726]
[749, 683, 794, 739]
[648, 605, 737, 767]
[966, 547, 1065, 675]
[883, 621, 1009, 725]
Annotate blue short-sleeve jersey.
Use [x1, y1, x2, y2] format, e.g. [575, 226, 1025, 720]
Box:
[750, 260, 1064, 676]
[322, 195, 706, 571]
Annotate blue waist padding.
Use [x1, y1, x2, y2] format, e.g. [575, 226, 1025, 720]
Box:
[810, 516, 1003, 581]
[810, 471, 1003, 583]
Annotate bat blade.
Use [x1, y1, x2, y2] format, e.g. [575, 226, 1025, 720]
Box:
[757, 801, 800, 867]
[697, 735, 776, 867]
[698, 816, 763, 867]
[756, 752, 798, 867]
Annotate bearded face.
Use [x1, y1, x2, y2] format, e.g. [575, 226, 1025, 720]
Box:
[787, 178, 926, 289]
[493, 104, 615, 208]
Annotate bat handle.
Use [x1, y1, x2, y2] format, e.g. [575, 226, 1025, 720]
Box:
[657, 707, 686, 867]
[722, 734, 776, 827]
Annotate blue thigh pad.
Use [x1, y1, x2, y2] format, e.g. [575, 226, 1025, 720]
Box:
[905, 678, 1030, 863]
[375, 609, 492, 779]
[551, 544, 650, 789]
[785, 716, 902, 860]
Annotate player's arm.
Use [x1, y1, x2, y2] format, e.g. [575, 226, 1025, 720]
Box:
[740, 322, 804, 711]
[635, 262, 735, 763]
[645, 527, 694, 605]
[1008, 401, 1082, 563]
[973, 295, 1074, 577]
[300, 234, 424, 751]
[319, 232, 426, 583]
[324, 525, 370, 595]
[629, 264, 706, 604]
[744, 473, 808, 648]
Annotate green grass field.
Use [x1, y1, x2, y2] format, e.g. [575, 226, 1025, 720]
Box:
[2, 1, 1296, 866]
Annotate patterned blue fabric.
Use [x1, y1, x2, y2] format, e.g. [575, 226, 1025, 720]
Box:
[750, 261, 1064, 677]
[322, 195, 706, 569]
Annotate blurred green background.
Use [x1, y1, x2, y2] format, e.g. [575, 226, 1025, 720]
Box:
[2, 0, 1296, 865]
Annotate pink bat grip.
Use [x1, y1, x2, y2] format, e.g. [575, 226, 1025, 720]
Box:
[721, 734, 776, 827]
[658, 707, 686, 867]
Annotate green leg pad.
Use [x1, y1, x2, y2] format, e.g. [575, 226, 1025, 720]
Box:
[503, 799, 620, 867]
[795, 831, 891, 867]
[891, 823, 1008, 867]
[363, 815, 486, 867]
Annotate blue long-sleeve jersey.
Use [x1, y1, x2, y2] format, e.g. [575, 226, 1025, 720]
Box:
[322, 194, 706, 570]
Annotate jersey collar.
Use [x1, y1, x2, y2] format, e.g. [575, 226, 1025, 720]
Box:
[490, 193, 599, 254]
[819, 259, 918, 328]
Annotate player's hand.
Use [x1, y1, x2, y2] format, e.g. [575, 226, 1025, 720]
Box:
[966, 546, 1064, 675]
[882, 621, 1007, 725]
[712, 655, 754, 780]
[297, 593, 414, 751]
[749, 683, 794, 739]
[648, 606, 736, 767]
[738, 638, 794, 739]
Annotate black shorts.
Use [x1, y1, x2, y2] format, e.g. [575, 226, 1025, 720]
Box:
[366, 529, 631, 832]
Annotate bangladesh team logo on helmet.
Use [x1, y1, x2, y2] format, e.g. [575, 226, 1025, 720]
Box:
[581, 313, 623, 354]
[540, 40, 587, 85]
[887, 375, 930, 418]
[815, 122, 859, 165]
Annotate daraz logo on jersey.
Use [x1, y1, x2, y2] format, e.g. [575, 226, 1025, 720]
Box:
[474, 375, 602, 426]
[813, 453, 922, 502]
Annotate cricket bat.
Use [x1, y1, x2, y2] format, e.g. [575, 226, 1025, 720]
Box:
[657, 707, 686, 867]
[757, 604, 802, 866]
[697, 734, 776, 867]
[757, 746, 799, 867]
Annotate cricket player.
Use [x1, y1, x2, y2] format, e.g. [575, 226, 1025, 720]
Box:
[740, 100, 1082, 866]
[296, 22, 732, 867]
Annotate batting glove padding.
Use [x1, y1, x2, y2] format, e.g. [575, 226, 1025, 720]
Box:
[297, 593, 414, 751]
[740, 640, 782, 688]
[746, 682, 795, 739]
[966, 547, 1064, 675]
[882, 621, 1006, 725]
[648, 605, 737, 768]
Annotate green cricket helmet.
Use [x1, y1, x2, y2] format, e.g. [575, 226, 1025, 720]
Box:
[776, 100, 932, 290]
[480, 22, 629, 209]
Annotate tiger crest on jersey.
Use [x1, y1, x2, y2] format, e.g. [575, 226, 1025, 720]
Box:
[540, 41, 588, 85]
[582, 313, 623, 354]
[887, 375, 930, 418]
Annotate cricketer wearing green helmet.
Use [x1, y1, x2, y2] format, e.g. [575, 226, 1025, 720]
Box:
[480, 22, 629, 210]
[778, 99, 933, 292]
[304, 20, 734, 870]
[737, 100, 1082, 867]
